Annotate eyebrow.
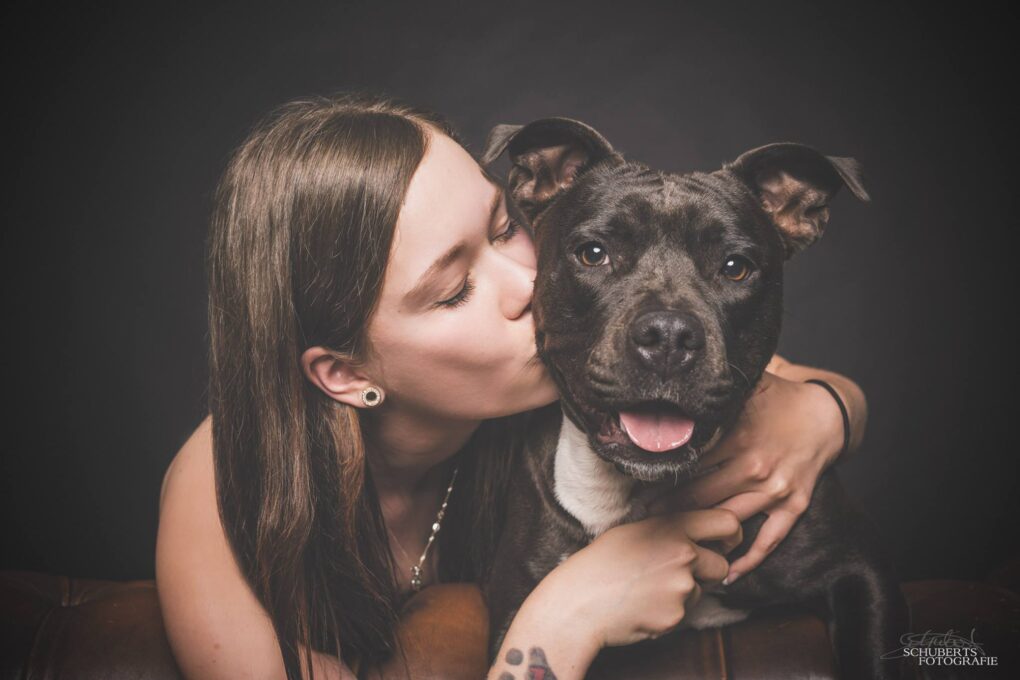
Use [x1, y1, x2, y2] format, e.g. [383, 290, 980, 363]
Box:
[402, 174, 504, 307]
[403, 241, 468, 307]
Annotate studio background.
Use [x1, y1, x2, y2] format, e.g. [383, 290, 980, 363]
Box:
[2, 2, 1015, 583]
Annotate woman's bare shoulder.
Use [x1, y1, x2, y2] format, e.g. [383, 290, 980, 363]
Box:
[160, 414, 212, 508]
[155, 415, 355, 679]
[156, 415, 283, 678]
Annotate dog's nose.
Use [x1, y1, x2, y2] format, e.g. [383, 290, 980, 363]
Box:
[628, 310, 705, 375]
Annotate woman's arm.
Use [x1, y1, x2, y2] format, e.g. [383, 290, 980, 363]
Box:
[156, 416, 356, 680]
[485, 509, 740, 680]
[765, 353, 868, 455]
[649, 353, 869, 585]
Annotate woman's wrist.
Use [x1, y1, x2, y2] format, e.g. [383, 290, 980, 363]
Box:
[488, 568, 602, 680]
[766, 354, 868, 460]
[801, 379, 850, 467]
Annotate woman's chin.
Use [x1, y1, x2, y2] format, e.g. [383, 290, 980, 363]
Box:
[518, 378, 561, 413]
[478, 381, 559, 420]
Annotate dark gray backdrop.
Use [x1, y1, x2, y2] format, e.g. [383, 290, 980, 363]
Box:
[2, 1, 1016, 582]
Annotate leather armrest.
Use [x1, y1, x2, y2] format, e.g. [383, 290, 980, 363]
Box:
[0, 571, 181, 680]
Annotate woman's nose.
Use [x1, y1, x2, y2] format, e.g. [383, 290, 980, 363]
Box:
[498, 256, 537, 321]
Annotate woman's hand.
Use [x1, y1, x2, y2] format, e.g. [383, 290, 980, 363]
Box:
[568, 508, 741, 648]
[653, 355, 867, 585]
[487, 508, 741, 680]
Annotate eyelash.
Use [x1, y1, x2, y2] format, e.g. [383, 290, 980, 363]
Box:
[435, 219, 520, 309]
[437, 275, 475, 309]
[493, 217, 520, 244]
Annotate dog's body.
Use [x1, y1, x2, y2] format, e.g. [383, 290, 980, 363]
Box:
[481, 119, 909, 679]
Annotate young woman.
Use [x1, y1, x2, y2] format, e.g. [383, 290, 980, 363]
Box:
[156, 94, 867, 680]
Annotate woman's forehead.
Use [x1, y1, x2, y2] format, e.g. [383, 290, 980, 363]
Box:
[389, 137, 497, 257]
[387, 134, 500, 282]
[400, 133, 495, 231]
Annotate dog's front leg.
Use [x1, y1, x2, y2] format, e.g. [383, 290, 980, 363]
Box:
[825, 559, 911, 680]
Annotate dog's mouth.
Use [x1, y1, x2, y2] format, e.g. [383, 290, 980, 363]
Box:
[596, 401, 697, 453]
[549, 361, 735, 479]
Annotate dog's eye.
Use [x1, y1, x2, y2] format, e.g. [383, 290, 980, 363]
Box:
[721, 255, 754, 281]
[576, 241, 609, 267]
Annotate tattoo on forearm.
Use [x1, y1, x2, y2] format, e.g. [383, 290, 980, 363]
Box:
[497, 645, 557, 680]
[526, 647, 557, 680]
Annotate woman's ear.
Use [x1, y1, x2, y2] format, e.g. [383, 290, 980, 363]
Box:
[300, 346, 379, 408]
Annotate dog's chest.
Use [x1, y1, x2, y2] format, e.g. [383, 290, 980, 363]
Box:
[551, 412, 751, 630]
[552, 414, 638, 536]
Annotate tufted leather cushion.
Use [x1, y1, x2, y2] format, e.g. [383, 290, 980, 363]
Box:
[0, 571, 180, 680]
[2, 568, 1018, 679]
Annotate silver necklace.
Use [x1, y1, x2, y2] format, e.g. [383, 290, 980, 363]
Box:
[391, 465, 459, 592]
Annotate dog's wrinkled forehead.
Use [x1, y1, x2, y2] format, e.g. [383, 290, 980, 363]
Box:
[557, 162, 778, 256]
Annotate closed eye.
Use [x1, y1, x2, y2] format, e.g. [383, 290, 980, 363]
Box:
[493, 217, 521, 244]
[434, 275, 475, 309]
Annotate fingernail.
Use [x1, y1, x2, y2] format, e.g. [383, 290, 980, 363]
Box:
[723, 571, 741, 586]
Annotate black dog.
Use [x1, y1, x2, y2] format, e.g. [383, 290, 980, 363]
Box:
[481, 118, 909, 679]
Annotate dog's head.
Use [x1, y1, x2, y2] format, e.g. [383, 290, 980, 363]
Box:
[484, 118, 869, 481]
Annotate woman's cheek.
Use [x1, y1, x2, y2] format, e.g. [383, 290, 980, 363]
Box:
[430, 302, 512, 364]
[393, 317, 504, 383]
[504, 235, 537, 268]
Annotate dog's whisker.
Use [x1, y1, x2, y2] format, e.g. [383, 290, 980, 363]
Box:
[728, 361, 751, 388]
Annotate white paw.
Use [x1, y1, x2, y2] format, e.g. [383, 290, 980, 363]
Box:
[678, 594, 751, 630]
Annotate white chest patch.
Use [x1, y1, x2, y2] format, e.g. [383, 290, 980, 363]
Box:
[553, 413, 636, 537]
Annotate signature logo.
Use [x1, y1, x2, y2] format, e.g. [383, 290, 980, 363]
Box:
[883, 628, 999, 668]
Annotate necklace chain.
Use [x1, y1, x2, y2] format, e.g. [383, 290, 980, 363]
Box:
[399, 465, 458, 592]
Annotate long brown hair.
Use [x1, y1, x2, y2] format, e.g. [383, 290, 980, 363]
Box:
[206, 93, 533, 677]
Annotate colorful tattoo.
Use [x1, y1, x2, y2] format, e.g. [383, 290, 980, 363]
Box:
[505, 648, 523, 665]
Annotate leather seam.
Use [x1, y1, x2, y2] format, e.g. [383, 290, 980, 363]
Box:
[24, 603, 61, 680]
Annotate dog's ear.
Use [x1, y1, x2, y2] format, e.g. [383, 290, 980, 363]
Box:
[482, 117, 619, 223]
[723, 143, 870, 258]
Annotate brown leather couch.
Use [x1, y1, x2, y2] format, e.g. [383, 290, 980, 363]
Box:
[3, 560, 1018, 679]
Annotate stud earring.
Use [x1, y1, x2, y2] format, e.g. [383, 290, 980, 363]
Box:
[361, 386, 385, 408]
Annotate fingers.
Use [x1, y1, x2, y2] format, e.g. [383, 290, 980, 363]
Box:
[690, 544, 730, 585]
[698, 529, 746, 558]
[686, 580, 703, 611]
[677, 458, 750, 509]
[685, 434, 742, 471]
[653, 581, 704, 641]
[678, 508, 743, 544]
[715, 529, 745, 556]
[714, 490, 773, 523]
[667, 508, 743, 547]
[723, 507, 798, 584]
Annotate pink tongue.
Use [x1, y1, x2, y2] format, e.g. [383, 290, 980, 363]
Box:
[619, 408, 695, 452]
